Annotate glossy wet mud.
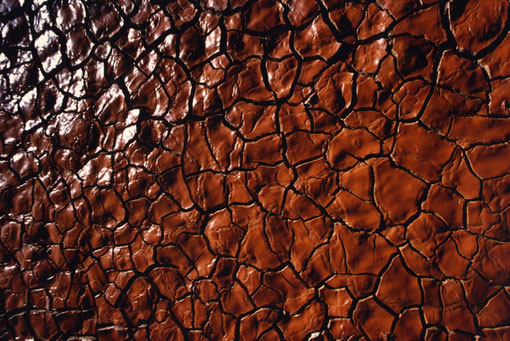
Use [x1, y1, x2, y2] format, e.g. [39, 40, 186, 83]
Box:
[1, 0, 510, 339]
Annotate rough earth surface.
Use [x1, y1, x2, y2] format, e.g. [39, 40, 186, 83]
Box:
[1, 0, 510, 339]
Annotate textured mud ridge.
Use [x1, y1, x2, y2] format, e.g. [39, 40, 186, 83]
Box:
[1, 0, 510, 339]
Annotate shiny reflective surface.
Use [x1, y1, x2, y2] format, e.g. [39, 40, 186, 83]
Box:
[1, 0, 510, 339]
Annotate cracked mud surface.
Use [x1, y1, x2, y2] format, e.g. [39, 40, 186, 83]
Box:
[1, 0, 510, 339]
